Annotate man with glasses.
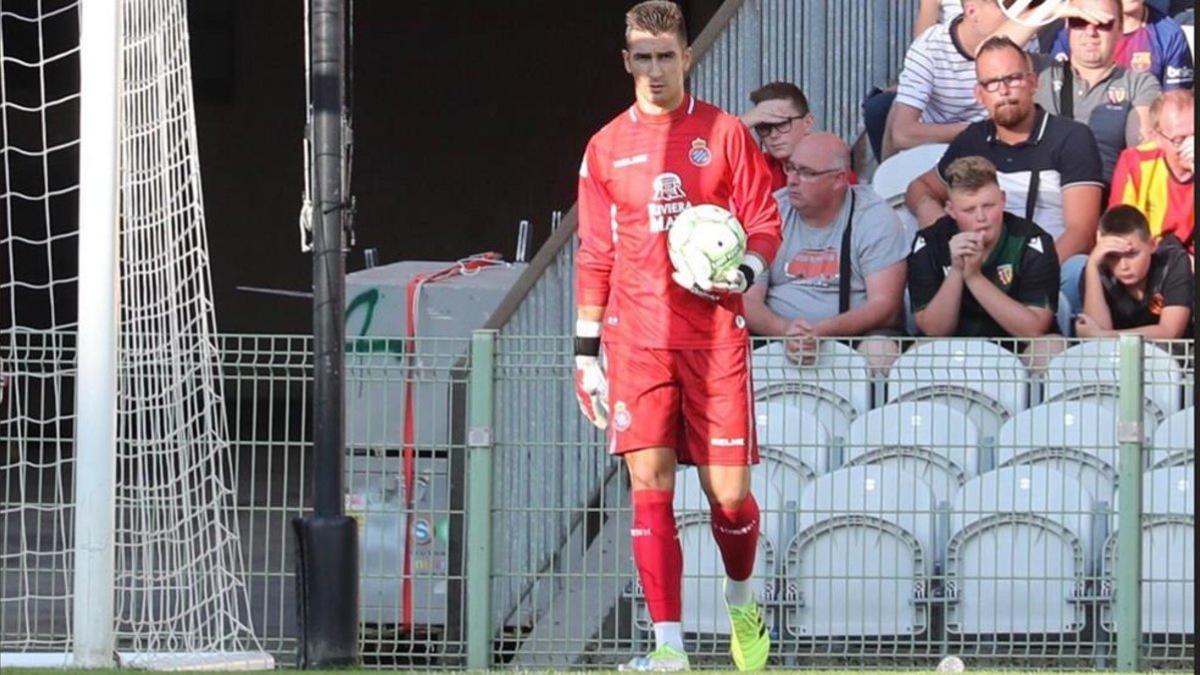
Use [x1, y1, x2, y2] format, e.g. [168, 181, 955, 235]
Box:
[1049, 0, 1193, 90]
[741, 82, 815, 190]
[1109, 89, 1194, 254]
[906, 36, 1104, 316]
[743, 133, 908, 371]
[1035, 0, 1161, 184]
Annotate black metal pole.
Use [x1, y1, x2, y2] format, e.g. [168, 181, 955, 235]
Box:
[292, 0, 358, 667]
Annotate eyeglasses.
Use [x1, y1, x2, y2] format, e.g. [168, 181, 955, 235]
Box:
[783, 162, 844, 181]
[753, 115, 806, 138]
[1066, 17, 1117, 32]
[977, 72, 1033, 93]
[1155, 126, 1193, 148]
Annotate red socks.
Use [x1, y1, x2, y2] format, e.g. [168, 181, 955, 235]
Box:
[630, 490, 683, 622]
[709, 492, 760, 581]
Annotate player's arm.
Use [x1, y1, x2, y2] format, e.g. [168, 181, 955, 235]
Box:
[574, 141, 614, 429]
[727, 119, 782, 279]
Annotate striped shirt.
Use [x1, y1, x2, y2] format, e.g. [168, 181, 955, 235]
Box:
[895, 16, 988, 124]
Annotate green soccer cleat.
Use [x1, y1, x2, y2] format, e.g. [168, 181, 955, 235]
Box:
[726, 594, 770, 671]
[618, 643, 691, 672]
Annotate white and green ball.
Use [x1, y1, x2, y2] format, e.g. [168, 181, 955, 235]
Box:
[667, 204, 747, 285]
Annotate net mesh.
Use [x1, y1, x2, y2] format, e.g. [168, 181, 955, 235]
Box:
[1, 0, 262, 658]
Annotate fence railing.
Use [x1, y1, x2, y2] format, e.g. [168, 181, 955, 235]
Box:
[0, 332, 1193, 670]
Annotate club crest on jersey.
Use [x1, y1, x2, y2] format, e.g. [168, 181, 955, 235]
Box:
[1106, 87, 1128, 105]
[612, 401, 632, 432]
[1130, 51, 1151, 72]
[648, 172, 692, 232]
[997, 264, 1014, 287]
[688, 138, 712, 167]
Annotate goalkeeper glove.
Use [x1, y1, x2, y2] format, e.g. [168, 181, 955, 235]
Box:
[573, 320, 609, 429]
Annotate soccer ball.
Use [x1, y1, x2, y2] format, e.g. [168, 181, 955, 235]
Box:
[666, 204, 747, 288]
[936, 655, 966, 672]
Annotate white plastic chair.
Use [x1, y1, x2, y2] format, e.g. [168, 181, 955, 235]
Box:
[1043, 340, 1183, 425]
[995, 401, 1119, 503]
[752, 340, 872, 444]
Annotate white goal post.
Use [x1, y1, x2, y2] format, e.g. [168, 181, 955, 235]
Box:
[1, 0, 271, 668]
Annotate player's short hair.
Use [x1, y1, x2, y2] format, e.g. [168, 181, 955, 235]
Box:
[1149, 89, 1195, 127]
[1099, 204, 1152, 240]
[976, 35, 1033, 70]
[944, 156, 1000, 192]
[626, 1, 688, 47]
[749, 82, 810, 116]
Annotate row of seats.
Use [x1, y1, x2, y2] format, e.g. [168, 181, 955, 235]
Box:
[737, 398, 1193, 504]
[637, 464, 1194, 639]
[752, 339, 1193, 442]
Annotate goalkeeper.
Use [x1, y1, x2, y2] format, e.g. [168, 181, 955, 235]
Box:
[573, 2, 781, 671]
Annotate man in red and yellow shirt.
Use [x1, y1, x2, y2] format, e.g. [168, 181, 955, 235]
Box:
[1110, 90, 1194, 253]
[573, 3, 781, 671]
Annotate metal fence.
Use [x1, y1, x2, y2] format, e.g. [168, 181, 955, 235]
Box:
[2, 332, 1193, 670]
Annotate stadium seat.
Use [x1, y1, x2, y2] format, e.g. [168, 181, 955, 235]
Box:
[782, 466, 936, 637]
[1043, 340, 1184, 425]
[870, 143, 948, 207]
[887, 339, 1029, 440]
[842, 400, 979, 504]
[1102, 465, 1194, 635]
[751, 340, 872, 444]
[1150, 406, 1195, 469]
[995, 401, 1119, 503]
[635, 513, 777, 636]
[946, 466, 1093, 635]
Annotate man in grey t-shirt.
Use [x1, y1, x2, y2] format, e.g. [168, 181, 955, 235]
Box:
[743, 133, 910, 371]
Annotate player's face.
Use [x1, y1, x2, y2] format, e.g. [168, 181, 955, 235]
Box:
[946, 184, 1006, 247]
[975, 48, 1036, 128]
[1104, 233, 1155, 286]
[1069, 0, 1120, 68]
[623, 30, 692, 113]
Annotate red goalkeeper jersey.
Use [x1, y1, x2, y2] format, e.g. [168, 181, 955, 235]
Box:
[576, 96, 782, 349]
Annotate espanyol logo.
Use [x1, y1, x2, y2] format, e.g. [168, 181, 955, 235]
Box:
[688, 138, 712, 167]
[612, 401, 633, 432]
[1000, 0, 1068, 26]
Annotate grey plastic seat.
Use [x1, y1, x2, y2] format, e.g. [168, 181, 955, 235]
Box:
[752, 340, 871, 444]
[783, 466, 936, 637]
[947, 466, 1092, 635]
[995, 401, 1118, 503]
[887, 339, 1029, 441]
[1151, 406, 1195, 469]
[635, 514, 776, 636]
[1102, 466, 1194, 634]
[843, 401, 979, 503]
[1043, 340, 1183, 426]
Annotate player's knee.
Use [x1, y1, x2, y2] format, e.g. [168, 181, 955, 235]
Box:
[626, 465, 675, 492]
[705, 484, 750, 511]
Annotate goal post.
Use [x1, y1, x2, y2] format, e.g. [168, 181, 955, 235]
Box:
[1, 0, 271, 668]
[73, 0, 121, 665]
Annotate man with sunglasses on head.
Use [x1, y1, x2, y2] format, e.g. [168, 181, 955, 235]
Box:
[906, 36, 1105, 317]
[1034, 0, 1161, 185]
[743, 133, 909, 372]
[1109, 89, 1194, 254]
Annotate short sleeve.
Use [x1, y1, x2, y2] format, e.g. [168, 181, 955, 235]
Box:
[1013, 233, 1061, 311]
[907, 230, 944, 312]
[895, 32, 937, 112]
[1160, 246, 1195, 310]
[854, 197, 911, 277]
[1056, 122, 1105, 188]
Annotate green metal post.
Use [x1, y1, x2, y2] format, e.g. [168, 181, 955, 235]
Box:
[1116, 334, 1144, 672]
[466, 330, 496, 669]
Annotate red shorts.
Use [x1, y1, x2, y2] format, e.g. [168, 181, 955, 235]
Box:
[604, 341, 758, 466]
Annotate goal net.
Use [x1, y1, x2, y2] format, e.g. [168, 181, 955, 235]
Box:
[1, 0, 268, 667]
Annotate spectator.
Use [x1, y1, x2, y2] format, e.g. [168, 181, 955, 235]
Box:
[906, 36, 1104, 314]
[743, 133, 908, 372]
[1076, 204, 1193, 338]
[908, 156, 1061, 346]
[741, 82, 815, 190]
[1109, 89, 1194, 253]
[913, 0, 965, 37]
[881, 0, 1012, 159]
[1049, 0, 1194, 90]
[1035, 0, 1161, 183]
